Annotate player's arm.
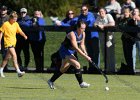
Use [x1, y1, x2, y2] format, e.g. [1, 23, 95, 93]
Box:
[0, 31, 3, 50]
[19, 31, 27, 40]
[0, 31, 3, 41]
[69, 32, 91, 61]
[79, 32, 88, 55]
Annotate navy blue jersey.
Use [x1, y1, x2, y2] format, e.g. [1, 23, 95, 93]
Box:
[62, 30, 83, 49]
[59, 30, 83, 59]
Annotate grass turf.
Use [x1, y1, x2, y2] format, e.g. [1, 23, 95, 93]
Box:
[0, 73, 140, 100]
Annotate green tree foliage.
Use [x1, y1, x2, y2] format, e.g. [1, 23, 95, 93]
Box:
[0, 0, 128, 17]
[0, 0, 83, 17]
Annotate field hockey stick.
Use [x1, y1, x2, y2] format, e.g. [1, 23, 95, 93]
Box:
[90, 60, 109, 83]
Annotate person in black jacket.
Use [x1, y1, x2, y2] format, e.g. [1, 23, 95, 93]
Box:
[16, 8, 31, 71]
[118, 8, 136, 74]
[29, 10, 46, 72]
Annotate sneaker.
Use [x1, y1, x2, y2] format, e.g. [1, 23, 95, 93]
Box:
[0, 72, 5, 78]
[47, 79, 56, 89]
[18, 71, 25, 77]
[80, 82, 90, 88]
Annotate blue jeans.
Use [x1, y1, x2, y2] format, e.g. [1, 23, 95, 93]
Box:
[133, 41, 140, 70]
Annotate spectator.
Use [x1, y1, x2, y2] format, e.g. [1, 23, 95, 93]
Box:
[16, 8, 31, 71]
[105, 0, 121, 21]
[29, 10, 46, 72]
[94, 7, 115, 73]
[131, 8, 140, 71]
[0, 5, 9, 71]
[54, 10, 76, 26]
[0, 5, 9, 25]
[50, 10, 78, 28]
[52, 9, 78, 33]
[47, 20, 91, 89]
[0, 11, 27, 77]
[121, 0, 136, 12]
[118, 8, 135, 74]
[72, 5, 100, 74]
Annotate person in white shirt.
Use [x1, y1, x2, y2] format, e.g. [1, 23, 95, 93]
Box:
[94, 7, 115, 73]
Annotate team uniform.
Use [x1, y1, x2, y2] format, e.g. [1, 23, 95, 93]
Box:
[47, 24, 90, 89]
[0, 21, 23, 48]
[0, 19, 26, 78]
[59, 31, 83, 59]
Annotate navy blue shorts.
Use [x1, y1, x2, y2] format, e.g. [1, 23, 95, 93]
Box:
[59, 45, 75, 59]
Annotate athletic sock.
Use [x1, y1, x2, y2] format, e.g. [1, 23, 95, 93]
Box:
[75, 69, 83, 84]
[16, 68, 21, 73]
[50, 70, 63, 82]
[0, 67, 4, 73]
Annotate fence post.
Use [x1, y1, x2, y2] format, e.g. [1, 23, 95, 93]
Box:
[104, 29, 116, 74]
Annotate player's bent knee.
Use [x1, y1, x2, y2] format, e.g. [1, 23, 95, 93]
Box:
[75, 64, 81, 69]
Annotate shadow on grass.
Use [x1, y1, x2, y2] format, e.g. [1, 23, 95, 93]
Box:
[5, 87, 45, 89]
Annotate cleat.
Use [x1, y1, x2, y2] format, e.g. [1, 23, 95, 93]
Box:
[80, 82, 90, 88]
[18, 71, 25, 77]
[47, 79, 56, 89]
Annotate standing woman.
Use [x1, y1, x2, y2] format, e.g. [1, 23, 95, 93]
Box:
[48, 20, 91, 89]
[29, 10, 46, 72]
[0, 11, 27, 77]
[118, 8, 135, 74]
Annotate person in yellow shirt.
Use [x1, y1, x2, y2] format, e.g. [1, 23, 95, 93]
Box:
[0, 11, 27, 77]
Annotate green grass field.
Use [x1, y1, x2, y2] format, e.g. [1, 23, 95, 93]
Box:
[0, 73, 140, 100]
[0, 18, 140, 100]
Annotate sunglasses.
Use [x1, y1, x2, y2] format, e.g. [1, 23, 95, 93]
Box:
[81, 9, 87, 12]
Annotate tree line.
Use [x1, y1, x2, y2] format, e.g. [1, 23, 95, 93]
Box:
[0, 0, 126, 17]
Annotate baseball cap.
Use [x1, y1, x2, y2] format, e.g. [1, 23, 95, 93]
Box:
[20, 8, 27, 13]
[0, 5, 7, 10]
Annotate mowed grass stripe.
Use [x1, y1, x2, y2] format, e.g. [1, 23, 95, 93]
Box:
[1, 73, 140, 100]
